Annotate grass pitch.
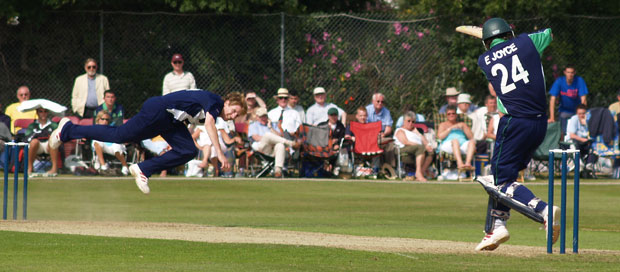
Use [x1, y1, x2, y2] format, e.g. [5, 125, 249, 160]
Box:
[1, 176, 619, 271]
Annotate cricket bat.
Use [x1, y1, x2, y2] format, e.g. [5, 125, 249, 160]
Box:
[455, 25, 483, 39]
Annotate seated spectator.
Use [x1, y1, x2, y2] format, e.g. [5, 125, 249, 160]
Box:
[249, 107, 300, 178]
[5, 86, 36, 134]
[288, 90, 306, 123]
[471, 95, 499, 154]
[94, 90, 124, 126]
[236, 91, 266, 123]
[439, 87, 460, 114]
[92, 111, 130, 175]
[456, 93, 476, 114]
[395, 104, 425, 129]
[141, 136, 170, 177]
[345, 107, 368, 141]
[25, 108, 59, 176]
[192, 116, 243, 177]
[318, 107, 346, 175]
[268, 88, 302, 140]
[306, 87, 345, 125]
[162, 54, 197, 96]
[437, 105, 476, 170]
[394, 111, 434, 181]
[366, 92, 396, 170]
[567, 104, 597, 169]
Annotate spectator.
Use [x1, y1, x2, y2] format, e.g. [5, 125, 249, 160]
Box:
[288, 90, 306, 123]
[318, 107, 346, 175]
[548, 65, 588, 135]
[439, 87, 460, 114]
[365, 92, 396, 170]
[306, 87, 345, 125]
[345, 107, 368, 141]
[608, 89, 620, 121]
[366, 93, 393, 136]
[162, 54, 197, 96]
[268, 88, 302, 140]
[72, 58, 110, 118]
[5, 86, 36, 134]
[92, 111, 130, 175]
[236, 91, 266, 123]
[0, 103, 11, 132]
[437, 105, 475, 170]
[394, 111, 433, 182]
[567, 104, 597, 169]
[395, 104, 425, 129]
[25, 108, 59, 176]
[471, 95, 499, 154]
[94, 90, 124, 126]
[249, 107, 300, 178]
[192, 115, 243, 177]
[456, 93, 476, 114]
[140, 136, 170, 177]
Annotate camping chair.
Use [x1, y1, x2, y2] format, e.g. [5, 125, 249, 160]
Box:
[13, 119, 35, 140]
[348, 121, 393, 178]
[234, 122, 252, 175]
[529, 122, 562, 176]
[298, 123, 339, 178]
[432, 113, 475, 181]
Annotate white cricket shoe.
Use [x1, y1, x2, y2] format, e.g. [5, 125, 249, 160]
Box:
[129, 164, 150, 194]
[475, 226, 510, 251]
[121, 166, 129, 176]
[544, 205, 561, 244]
[49, 117, 71, 149]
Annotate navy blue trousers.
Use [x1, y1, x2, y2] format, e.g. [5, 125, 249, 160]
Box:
[492, 115, 548, 213]
[60, 97, 197, 177]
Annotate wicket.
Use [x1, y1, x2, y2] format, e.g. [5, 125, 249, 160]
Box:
[3, 142, 29, 220]
[548, 149, 580, 254]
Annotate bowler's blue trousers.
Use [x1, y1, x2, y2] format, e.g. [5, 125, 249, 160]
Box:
[61, 97, 197, 177]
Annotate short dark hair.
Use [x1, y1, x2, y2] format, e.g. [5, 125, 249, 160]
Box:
[446, 104, 457, 113]
[576, 104, 587, 111]
[564, 64, 575, 71]
[104, 90, 115, 97]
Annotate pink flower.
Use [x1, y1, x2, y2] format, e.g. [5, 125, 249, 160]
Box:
[552, 64, 558, 71]
[305, 33, 312, 42]
[260, 88, 266, 93]
[352, 61, 362, 72]
[317, 44, 324, 52]
[330, 55, 338, 64]
[380, 50, 385, 55]
[377, 42, 381, 47]
[337, 37, 342, 42]
[401, 43, 411, 51]
[296, 58, 303, 64]
[312, 64, 317, 68]
[417, 32, 424, 38]
[344, 72, 351, 78]
[323, 31, 331, 41]
[403, 26, 409, 33]
[332, 44, 336, 50]
[333, 77, 337, 81]
[429, 8, 434, 14]
[337, 49, 344, 55]
[547, 56, 553, 61]
[459, 59, 465, 65]
[393, 22, 402, 35]
[263, 75, 269, 80]
[461, 67, 468, 72]
[387, 39, 391, 43]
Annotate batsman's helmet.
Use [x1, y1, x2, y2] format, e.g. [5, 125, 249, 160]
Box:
[482, 18, 513, 41]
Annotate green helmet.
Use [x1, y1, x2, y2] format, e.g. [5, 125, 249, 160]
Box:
[482, 18, 513, 40]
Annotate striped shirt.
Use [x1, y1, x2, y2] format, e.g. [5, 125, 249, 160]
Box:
[162, 71, 197, 95]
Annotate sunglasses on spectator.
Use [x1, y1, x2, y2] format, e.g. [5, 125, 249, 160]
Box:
[173, 61, 183, 64]
[100, 118, 111, 121]
[277, 97, 288, 100]
[86, 65, 97, 69]
[447, 112, 457, 115]
[375, 100, 385, 104]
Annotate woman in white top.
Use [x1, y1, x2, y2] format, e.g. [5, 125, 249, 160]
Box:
[394, 111, 433, 181]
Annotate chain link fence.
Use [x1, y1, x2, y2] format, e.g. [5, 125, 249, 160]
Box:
[0, 12, 618, 120]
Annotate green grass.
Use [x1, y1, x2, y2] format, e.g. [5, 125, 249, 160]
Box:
[1, 177, 620, 270]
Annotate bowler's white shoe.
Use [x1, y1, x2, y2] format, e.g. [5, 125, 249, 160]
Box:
[544, 205, 561, 244]
[121, 166, 129, 176]
[129, 164, 150, 194]
[49, 117, 71, 149]
[475, 226, 510, 251]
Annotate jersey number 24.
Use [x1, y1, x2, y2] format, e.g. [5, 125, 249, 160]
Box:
[491, 55, 530, 94]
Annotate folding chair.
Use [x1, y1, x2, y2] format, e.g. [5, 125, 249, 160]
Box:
[530, 122, 561, 176]
[13, 119, 35, 140]
[348, 121, 387, 178]
[298, 123, 339, 178]
[396, 123, 430, 179]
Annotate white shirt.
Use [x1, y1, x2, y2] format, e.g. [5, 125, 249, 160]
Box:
[394, 127, 423, 148]
[268, 106, 302, 134]
[162, 71, 197, 95]
[305, 103, 344, 125]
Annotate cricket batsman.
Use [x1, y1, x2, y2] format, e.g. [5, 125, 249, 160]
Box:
[474, 18, 560, 251]
[49, 90, 246, 194]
